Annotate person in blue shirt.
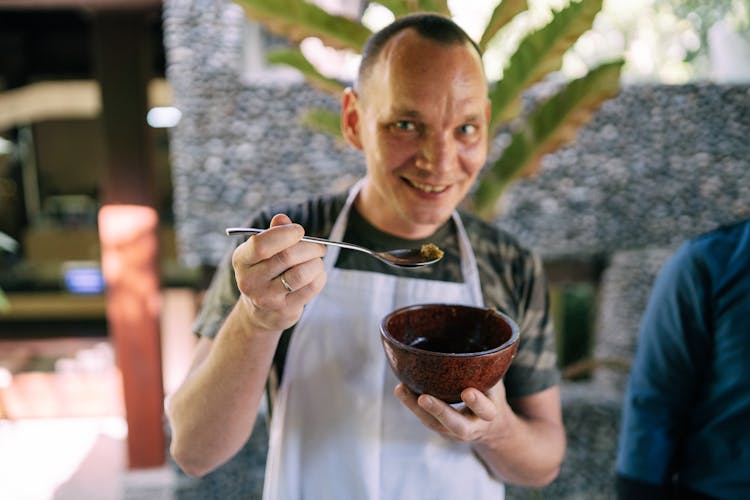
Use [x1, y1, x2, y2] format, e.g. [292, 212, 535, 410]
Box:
[616, 218, 750, 499]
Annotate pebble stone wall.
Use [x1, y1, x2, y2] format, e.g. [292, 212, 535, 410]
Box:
[496, 83, 750, 260]
[164, 0, 750, 269]
[163, 0, 365, 267]
[163, 0, 750, 498]
[592, 247, 677, 390]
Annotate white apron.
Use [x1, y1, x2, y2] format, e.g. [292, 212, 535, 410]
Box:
[263, 179, 505, 499]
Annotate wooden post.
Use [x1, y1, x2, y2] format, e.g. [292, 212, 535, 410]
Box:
[93, 10, 165, 469]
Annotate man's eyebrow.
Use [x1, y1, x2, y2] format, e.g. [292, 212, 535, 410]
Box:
[385, 105, 486, 123]
[388, 107, 422, 118]
[462, 112, 484, 122]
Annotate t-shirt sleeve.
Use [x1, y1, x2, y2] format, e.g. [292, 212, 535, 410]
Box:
[502, 250, 561, 399]
[192, 245, 241, 339]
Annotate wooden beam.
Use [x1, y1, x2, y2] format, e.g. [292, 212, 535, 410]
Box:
[93, 10, 165, 469]
[0, 0, 161, 10]
[0, 79, 172, 132]
[0, 81, 99, 129]
[2, 292, 106, 320]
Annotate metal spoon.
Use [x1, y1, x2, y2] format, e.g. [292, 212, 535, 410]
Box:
[225, 227, 443, 268]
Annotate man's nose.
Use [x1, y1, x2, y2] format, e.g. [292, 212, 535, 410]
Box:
[418, 132, 455, 171]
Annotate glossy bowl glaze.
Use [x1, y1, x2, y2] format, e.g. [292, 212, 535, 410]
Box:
[380, 303, 520, 403]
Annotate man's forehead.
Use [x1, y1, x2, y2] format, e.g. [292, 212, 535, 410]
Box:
[362, 33, 483, 91]
[380, 28, 421, 59]
[363, 30, 479, 80]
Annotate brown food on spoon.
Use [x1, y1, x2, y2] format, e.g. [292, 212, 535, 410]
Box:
[420, 243, 444, 261]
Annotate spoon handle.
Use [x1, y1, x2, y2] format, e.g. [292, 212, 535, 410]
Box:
[225, 227, 373, 256]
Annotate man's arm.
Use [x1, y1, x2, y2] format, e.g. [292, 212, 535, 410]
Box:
[615, 242, 709, 493]
[167, 305, 283, 477]
[167, 214, 326, 477]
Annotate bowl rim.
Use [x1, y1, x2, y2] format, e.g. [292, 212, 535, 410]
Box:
[379, 303, 520, 358]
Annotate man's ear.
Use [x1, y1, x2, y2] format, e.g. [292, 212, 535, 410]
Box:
[341, 87, 363, 150]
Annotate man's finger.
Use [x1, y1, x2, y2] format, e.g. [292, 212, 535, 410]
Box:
[234, 222, 304, 268]
[461, 388, 496, 422]
[269, 213, 292, 227]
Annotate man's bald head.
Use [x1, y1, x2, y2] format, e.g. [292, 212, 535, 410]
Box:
[355, 13, 484, 93]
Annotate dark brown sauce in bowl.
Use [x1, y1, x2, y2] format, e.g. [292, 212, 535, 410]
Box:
[407, 335, 495, 354]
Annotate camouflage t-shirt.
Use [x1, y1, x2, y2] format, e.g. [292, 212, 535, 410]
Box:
[194, 191, 560, 400]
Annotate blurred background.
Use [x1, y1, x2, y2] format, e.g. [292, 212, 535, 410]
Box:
[0, 0, 748, 499]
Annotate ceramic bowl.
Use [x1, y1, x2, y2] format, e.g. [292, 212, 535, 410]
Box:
[380, 303, 520, 403]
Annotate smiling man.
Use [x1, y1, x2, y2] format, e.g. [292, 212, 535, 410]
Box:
[344, 25, 489, 238]
[168, 13, 565, 499]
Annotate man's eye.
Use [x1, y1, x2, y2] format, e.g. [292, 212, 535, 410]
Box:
[458, 124, 478, 136]
[393, 120, 416, 131]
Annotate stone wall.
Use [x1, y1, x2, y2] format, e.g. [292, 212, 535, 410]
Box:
[496, 83, 750, 260]
[165, 1, 750, 267]
[163, 0, 365, 267]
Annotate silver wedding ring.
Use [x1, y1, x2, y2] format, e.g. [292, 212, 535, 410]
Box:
[280, 272, 293, 293]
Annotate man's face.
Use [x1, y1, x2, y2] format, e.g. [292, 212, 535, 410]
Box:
[342, 29, 490, 239]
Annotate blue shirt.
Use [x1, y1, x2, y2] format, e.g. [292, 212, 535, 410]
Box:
[616, 218, 750, 498]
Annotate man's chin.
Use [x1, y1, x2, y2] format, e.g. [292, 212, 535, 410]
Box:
[402, 211, 453, 231]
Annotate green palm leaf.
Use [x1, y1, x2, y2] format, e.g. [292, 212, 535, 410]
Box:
[474, 59, 624, 219]
[235, 0, 372, 51]
[373, 0, 411, 17]
[478, 0, 528, 52]
[266, 48, 346, 95]
[416, 0, 450, 15]
[375, 0, 449, 17]
[488, 0, 603, 132]
[300, 108, 343, 138]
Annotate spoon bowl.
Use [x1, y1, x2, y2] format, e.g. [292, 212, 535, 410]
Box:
[225, 227, 443, 268]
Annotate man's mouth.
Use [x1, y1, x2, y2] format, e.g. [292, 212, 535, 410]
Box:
[405, 178, 449, 194]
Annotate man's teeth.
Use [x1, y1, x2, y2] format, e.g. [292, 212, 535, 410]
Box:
[410, 180, 447, 193]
